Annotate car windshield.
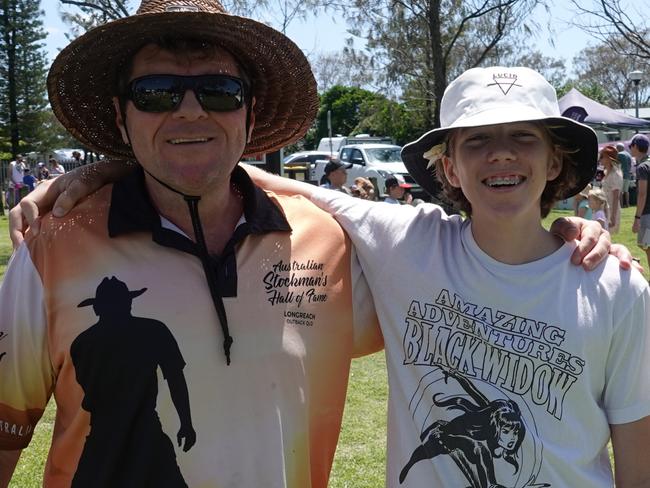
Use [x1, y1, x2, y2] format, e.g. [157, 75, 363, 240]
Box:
[365, 148, 402, 163]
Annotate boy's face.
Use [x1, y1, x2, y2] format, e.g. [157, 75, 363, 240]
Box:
[388, 184, 405, 199]
[442, 122, 561, 222]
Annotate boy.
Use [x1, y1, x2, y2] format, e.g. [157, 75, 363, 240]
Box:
[257, 67, 650, 486]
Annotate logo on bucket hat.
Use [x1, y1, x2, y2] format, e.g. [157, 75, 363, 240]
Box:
[487, 72, 522, 96]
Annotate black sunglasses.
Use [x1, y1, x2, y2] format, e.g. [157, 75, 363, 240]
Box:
[125, 74, 249, 113]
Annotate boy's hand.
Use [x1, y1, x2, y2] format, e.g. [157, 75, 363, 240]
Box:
[550, 216, 639, 272]
[8, 160, 133, 249]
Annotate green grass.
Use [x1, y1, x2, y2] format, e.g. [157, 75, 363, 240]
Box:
[0, 207, 636, 485]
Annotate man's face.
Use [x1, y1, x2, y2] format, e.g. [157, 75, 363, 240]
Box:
[114, 44, 253, 195]
[630, 143, 647, 160]
[328, 167, 348, 187]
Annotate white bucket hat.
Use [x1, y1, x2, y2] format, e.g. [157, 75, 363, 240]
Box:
[402, 66, 598, 199]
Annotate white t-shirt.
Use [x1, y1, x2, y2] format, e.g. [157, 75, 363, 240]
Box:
[312, 188, 650, 488]
[10, 160, 25, 185]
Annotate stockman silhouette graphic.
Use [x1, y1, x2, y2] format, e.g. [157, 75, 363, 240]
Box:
[71, 277, 195, 487]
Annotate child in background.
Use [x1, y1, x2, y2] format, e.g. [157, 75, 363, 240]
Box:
[574, 183, 592, 220]
[22, 168, 37, 192]
[588, 187, 609, 229]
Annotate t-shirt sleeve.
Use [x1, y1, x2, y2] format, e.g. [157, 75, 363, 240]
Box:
[636, 163, 650, 182]
[0, 245, 53, 450]
[156, 323, 187, 379]
[603, 286, 650, 425]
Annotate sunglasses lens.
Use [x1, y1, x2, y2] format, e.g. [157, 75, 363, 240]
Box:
[130, 76, 180, 112]
[198, 77, 244, 111]
[127, 75, 246, 113]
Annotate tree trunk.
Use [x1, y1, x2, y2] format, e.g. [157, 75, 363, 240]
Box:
[428, 0, 445, 128]
[2, 0, 19, 158]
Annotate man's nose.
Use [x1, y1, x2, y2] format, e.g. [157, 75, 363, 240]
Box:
[172, 89, 208, 119]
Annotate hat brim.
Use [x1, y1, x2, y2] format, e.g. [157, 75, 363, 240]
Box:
[402, 112, 598, 200]
[77, 287, 148, 307]
[48, 12, 318, 158]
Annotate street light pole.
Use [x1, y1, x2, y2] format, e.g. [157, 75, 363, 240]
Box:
[629, 70, 643, 119]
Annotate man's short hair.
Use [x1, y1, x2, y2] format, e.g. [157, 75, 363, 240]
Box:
[615, 142, 625, 152]
[631, 134, 649, 153]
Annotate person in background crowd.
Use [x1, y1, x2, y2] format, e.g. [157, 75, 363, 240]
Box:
[350, 176, 376, 200]
[37, 163, 50, 181]
[71, 150, 84, 167]
[22, 168, 37, 193]
[383, 174, 411, 204]
[599, 145, 623, 233]
[8, 155, 27, 207]
[632, 134, 650, 270]
[574, 183, 592, 220]
[617, 142, 632, 207]
[588, 187, 609, 230]
[49, 157, 66, 177]
[320, 160, 352, 193]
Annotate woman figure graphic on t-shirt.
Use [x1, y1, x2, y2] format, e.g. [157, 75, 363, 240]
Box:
[399, 368, 526, 488]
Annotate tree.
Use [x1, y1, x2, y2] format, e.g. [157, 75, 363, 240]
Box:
[572, 41, 650, 109]
[570, 0, 650, 60]
[58, 0, 320, 34]
[0, 0, 49, 158]
[336, 0, 545, 128]
[310, 44, 376, 92]
[355, 96, 425, 145]
[313, 85, 379, 142]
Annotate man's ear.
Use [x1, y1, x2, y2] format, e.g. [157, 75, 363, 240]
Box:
[112, 97, 130, 145]
[442, 155, 462, 188]
[247, 96, 256, 143]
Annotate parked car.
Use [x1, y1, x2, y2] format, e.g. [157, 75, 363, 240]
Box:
[316, 135, 394, 155]
[282, 150, 337, 166]
[311, 143, 424, 199]
[283, 151, 338, 182]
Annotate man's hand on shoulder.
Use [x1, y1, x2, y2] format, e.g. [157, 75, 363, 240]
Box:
[8, 160, 134, 249]
[550, 216, 639, 272]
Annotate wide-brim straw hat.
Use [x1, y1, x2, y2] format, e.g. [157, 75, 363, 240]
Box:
[402, 66, 598, 200]
[48, 0, 318, 158]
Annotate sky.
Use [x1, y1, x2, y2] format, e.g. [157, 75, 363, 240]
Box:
[40, 0, 641, 76]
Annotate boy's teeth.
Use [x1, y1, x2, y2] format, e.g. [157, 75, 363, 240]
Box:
[170, 138, 208, 144]
[485, 176, 522, 187]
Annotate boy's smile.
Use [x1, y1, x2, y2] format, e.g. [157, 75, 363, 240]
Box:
[443, 122, 561, 223]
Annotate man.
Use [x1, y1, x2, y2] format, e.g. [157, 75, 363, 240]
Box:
[383, 174, 411, 204]
[71, 150, 84, 167]
[7, 155, 26, 207]
[616, 142, 633, 207]
[0, 0, 381, 486]
[632, 134, 650, 269]
[320, 160, 352, 193]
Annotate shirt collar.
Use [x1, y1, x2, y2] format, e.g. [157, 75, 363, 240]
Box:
[108, 165, 292, 247]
